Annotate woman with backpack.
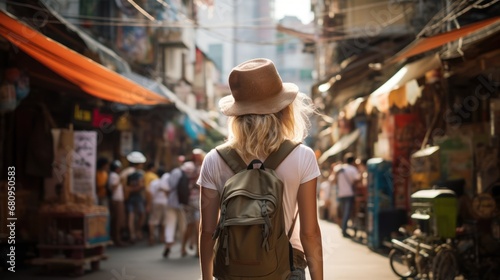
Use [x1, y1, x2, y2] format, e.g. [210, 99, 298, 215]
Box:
[198, 58, 324, 280]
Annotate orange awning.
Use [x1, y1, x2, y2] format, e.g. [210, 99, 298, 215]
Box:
[0, 10, 169, 105]
[392, 16, 500, 62]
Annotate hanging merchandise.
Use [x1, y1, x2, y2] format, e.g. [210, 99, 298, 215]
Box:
[0, 68, 30, 113]
[10, 68, 30, 102]
[0, 83, 16, 113]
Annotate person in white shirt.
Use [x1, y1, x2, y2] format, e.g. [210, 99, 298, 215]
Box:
[109, 160, 126, 246]
[119, 151, 146, 242]
[162, 161, 195, 258]
[148, 169, 170, 245]
[335, 152, 361, 238]
[198, 58, 323, 280]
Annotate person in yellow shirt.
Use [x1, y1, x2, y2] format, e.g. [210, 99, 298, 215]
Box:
[96, 157, 110, 207]
[144, 163, 159, 192]
[144, 162, 158, 213]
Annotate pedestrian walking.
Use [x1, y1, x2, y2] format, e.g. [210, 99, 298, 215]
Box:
[109, 160, 127, 246]
[126, 171, 146, 243]
[162, 161, 196, 258]
[197, 58, 324, 280]
[120, 151, 147, 243]
[181, 149, 205, 257]
[335, 152, 361, 238]
[148, 168, 169, 245]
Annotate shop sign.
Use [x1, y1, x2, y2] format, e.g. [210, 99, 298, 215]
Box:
[92, 109, 113, 129]
[73, 104, 114, 128]
[72, 131, 97, 198]
[73, 104, 92, 124]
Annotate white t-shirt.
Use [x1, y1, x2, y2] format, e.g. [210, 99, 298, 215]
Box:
[109, 172, 124, 201]
[336, 164, 361, 198]
[197, 144, 320, 252]
[149, 173, 170, 205]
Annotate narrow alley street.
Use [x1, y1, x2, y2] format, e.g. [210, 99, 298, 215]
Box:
[2, 219, 398, 280]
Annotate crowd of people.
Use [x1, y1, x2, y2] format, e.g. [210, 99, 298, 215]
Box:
[95, 149, 205, 258]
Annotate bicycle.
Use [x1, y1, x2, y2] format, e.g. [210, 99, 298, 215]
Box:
[389, 227, 443, 279]
[432, 220, 500, 280]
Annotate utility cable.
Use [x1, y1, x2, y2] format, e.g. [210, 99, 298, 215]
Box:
[417, 0, 499, 38]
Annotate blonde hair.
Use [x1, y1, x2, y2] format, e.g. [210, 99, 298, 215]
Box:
[226, 92, 315, 162]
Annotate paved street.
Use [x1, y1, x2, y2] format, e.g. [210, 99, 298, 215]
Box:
[1, 219, 399, 280]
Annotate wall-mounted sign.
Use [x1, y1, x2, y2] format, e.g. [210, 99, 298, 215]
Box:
[92, 109, 113, 129]
[73, 104, 114, 128]
[73, 104, 93, 124]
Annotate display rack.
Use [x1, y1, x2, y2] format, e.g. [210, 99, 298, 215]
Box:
[31, 211, 110, 276]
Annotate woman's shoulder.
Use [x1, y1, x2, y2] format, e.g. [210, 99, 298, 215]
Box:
[296, 143, 314, 151]
[281, 143, 316, 165]
[201, 148, 226, 169]
[294, 143, 316, 156]
[204, 148, 222, 161]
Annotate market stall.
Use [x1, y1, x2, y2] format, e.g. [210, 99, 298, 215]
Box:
[29, 127, 110, 276]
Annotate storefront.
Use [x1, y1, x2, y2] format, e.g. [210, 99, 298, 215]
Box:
[327, 16, 499, 250]
[0, 10, 175, 270]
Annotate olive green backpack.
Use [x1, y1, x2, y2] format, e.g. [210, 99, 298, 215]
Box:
[213, 140, 300, 280]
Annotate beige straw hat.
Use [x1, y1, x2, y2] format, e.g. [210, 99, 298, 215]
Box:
[219, 58, 299, 116]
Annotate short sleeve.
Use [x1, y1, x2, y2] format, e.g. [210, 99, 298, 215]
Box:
[298, 145, 321, 184]
[197, 149, 221, 191]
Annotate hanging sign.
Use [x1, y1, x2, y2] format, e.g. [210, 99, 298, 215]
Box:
[72, 131, 97, 197]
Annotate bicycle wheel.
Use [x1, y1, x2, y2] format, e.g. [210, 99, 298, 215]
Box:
[431, 245, 458, 280]
[389, 248, 418, 278]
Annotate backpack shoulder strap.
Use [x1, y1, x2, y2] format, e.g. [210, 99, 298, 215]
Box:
[264, 140, 301, 170]
[215, 144, 247, 174]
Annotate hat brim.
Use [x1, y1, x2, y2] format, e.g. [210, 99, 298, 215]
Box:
[219, 82, 299, 116]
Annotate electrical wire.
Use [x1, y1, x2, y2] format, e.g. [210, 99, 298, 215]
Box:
[127, 0, 155, 21]
[9, 0, 413, 45]
[9, 5, 410, 42]
[6, 0, 408, 31]
[417, 0, 499, 38]
[416, 0, 469, 37]
[454, 0, 499, 18]
[473, 0, 500, 9]
[11, 0, 492, 46]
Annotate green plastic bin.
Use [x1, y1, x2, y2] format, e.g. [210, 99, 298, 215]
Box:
[411, 189, 457, 238]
